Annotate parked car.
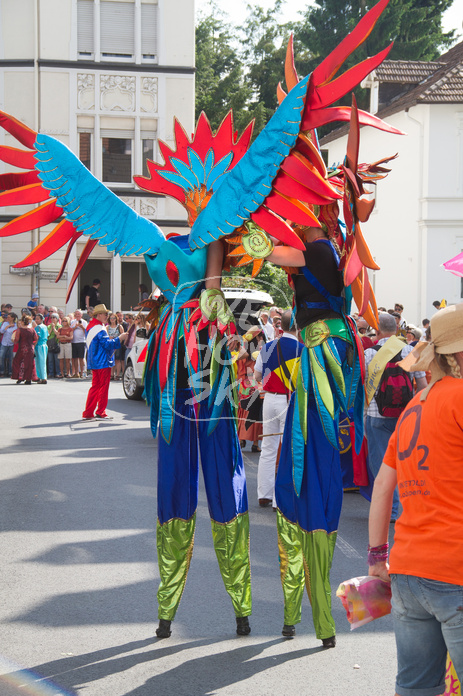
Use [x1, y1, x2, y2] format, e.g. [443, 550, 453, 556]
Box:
[123, 330, 148, 400]
[122, 288, 274, 399]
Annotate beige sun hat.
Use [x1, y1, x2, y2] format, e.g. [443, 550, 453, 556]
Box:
[399, 304, 463, 397]
[431, 303, 463, 354]
[93, 304, 110, 315]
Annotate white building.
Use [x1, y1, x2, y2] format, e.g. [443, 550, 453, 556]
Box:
[0, 0, 195, 312]
[320, 43, 463, 326]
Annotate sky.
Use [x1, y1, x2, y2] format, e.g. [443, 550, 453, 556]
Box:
[195, 0, 463, 36]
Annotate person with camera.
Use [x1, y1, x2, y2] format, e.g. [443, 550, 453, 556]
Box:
[70, 309, 88, 379]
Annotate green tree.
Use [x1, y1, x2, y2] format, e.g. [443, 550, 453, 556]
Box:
[223, 261, 294, 309]
[195, 5, 264, 136]
[296, 0, 456, 110]
[239, 3, 288, 118]
[238, 3, 314, 135]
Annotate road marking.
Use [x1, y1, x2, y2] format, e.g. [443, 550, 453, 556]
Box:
[336, 535, 363, 559]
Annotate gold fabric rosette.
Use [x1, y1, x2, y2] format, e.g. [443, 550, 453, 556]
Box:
[302, 320, 331, 348]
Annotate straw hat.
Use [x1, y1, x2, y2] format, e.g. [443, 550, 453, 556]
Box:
[93, 304, 110, 315]
[399, 304, 463, 396]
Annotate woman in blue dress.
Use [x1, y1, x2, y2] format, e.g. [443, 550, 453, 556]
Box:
[34, 313, 48, 384]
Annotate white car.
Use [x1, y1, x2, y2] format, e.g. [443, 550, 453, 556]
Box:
[123, 331, 148, 400]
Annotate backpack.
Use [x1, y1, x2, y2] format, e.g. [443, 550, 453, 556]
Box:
[372, 346, 414, 417]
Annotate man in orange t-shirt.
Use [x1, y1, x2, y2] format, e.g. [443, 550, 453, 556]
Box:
[368, 304, 463, 696]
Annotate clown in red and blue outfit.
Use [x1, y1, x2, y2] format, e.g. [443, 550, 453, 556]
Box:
[82, 303, 127, 421]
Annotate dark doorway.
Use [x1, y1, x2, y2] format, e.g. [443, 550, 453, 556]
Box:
[78, 259, 111, 311]
[121, 260, 152, 310]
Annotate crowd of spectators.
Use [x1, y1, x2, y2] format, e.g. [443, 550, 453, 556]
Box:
[0, 298, 145, 384]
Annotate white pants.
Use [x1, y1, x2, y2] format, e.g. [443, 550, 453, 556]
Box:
[257, 393, 289, 503]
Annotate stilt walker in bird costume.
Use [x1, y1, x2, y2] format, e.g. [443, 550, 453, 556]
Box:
[0, 0, 401, 641]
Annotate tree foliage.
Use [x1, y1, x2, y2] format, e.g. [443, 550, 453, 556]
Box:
[222, 261, 294, 309]
[296, 0, 456, 110]
[196, 0, 457, 131]
[195, 4, 269, 137]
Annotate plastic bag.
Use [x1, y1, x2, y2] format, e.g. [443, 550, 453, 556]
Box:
[336, 575, 392, 630]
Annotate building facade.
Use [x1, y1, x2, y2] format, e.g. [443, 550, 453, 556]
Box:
[0, 0, 195, 312]
[320, 44, 463, 326]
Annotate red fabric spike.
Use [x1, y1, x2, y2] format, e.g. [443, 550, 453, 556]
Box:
[184, 320, 199, 374]
[346, 94, 360, 174]
[193, 112, 213, 144]
[56, 230, 83, 281]
[355, 196, 376, 223]
[151, 311, 171, 370]
[166, 260, 179, 287]
[301, 105, 405, 135]
[358, 267, 370, 316]
[284, 35, 299, 92]
[233, 119, 254, 159]
[344, 243, 363, 287]
[0, 145, 37, 170]
[188, 307, 202, 324]
[212, 112, 234, 160]
[311, 0, 390, 86]
[0, 171, 40, 191]
[65, 238, 98, 302]
[310, 45, 393, 111]
[251, 207, 306, 250]
[0, 110, 37, 149]
[14, 220, 77, 268]
[0, 182, 50, 206]
[0, 200, 63, 238]
[277, 82, 287, 105]
[341, 164, 362, 198]
[158, 314, 182, 392]
[158, 138, 176, 163]
[281, 153, 341, 200]
[273, 171, 336, 206]
[265, 190, 321, 227]
[296, 134, 326, 177]
[174, 119, 191, 156]
[137, 342, 148, 366]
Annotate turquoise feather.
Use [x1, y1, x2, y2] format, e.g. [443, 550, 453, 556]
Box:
[187, 148, 206, 183]
[291, 396, 305, 496]
[309, 345, 338, 449]
[171, 156, 201, 188]
[34, 134, 165, 257]
[206, 151, 234, 190]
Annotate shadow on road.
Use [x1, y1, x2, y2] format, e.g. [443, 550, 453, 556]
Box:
[1, 637, 321, 696]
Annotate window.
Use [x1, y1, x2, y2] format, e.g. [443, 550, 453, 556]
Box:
[142, 138, 154, 177]
[100, 1, 135, 60]
[78, 0, 94, 58]
[79, 132, 92, 170]
[77, 0, 158, 63]
[141, 3, 158, 61]
[102, 137, 133, 183]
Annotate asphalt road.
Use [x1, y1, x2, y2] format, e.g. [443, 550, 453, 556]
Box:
[0, 377, 397, 696]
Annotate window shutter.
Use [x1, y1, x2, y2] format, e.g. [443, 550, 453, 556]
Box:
[100, 1, 135, 58]
[78, 0, 94, 55]
[141, 3, 158, 60]
[100, 128, 134, 139]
